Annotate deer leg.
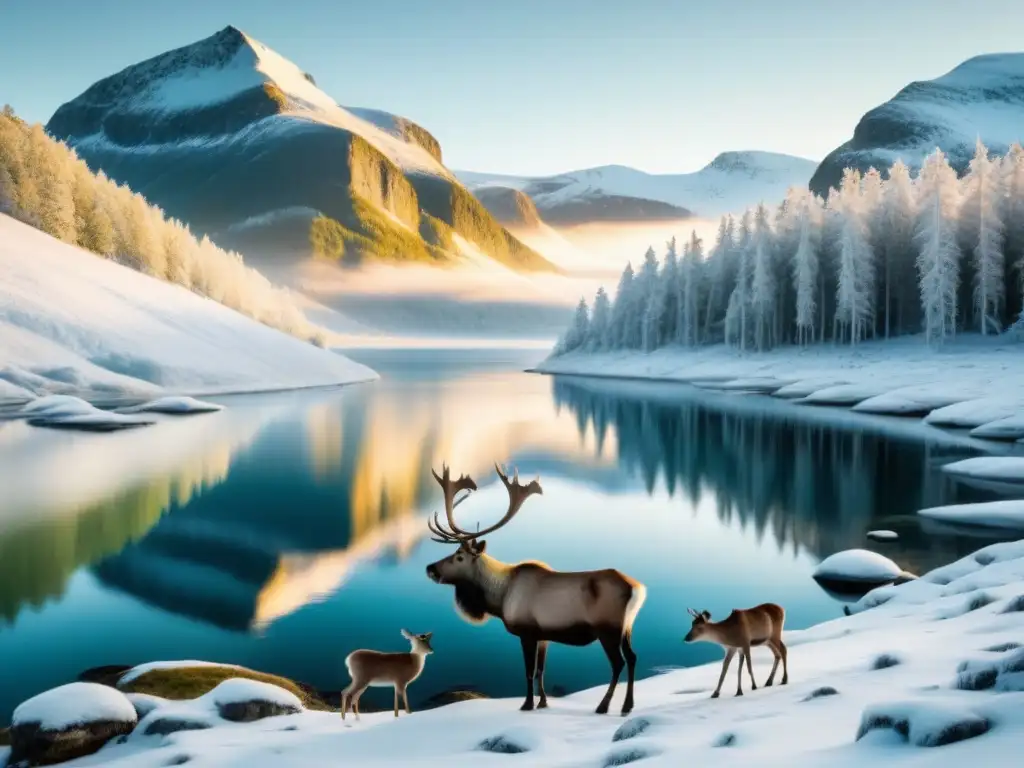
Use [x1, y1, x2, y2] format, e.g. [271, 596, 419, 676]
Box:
[340, 682, 356, 720]
[735, 651, 745, 696]
[393, 686, 399, 718]
[620, 630, 637, 715]
[765, 640, 781, 687]
[596, 632, 624, 715]
[519, 636, 539, 711]
[743, 643, 757, 692]
[351, 685, 368, 720]
[712, 649, 735, 698]
[536, 641, 549, 709]
[401, 686, 411, 714]
[779, 640, 789, 685]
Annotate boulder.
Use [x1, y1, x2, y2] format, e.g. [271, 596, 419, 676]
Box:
[9, 683, 137, 766]
[209, 679, 302, 723]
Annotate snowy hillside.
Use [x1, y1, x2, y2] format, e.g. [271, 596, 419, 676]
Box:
[45, 26, 554, 272]
[810, 52, 1024, 194]
[0, 215, 376, 402]
[458, 151, 818, 224]
[5, 540, 1024, 767]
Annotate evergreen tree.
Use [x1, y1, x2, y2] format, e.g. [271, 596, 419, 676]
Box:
[610, 262, 637, 349]
[915, 149, 962, 343]
[791, 193, 821, 344]
[878, 160, 918, 337]
[960, 139, 1005, 334]
[749, 204, 775, 349]
[587, 286, 611, 351]
[639, 246, 662, 351]
[680, 230, 703, 346]
[703, 216, 732, 341]
[660, 238, 680, 344]
[834, 169, 875, 344]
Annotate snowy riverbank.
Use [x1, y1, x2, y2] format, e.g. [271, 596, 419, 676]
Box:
[536, 339, 1024, 435]
[0, 215, 376, 403]
[4, 539, 1022, 767]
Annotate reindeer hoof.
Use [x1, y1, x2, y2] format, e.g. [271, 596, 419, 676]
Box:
[621, 703, 634, 716]
[595, 702, 610, 715]
[751, 685, 758, 691]
[710, 692, 720, 699]
[736, 691, 744, 697]
[520, 701, 535, 712]
[537, 699, 549, 709]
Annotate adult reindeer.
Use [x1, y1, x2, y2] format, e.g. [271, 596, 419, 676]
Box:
[424, 464, 646, 715]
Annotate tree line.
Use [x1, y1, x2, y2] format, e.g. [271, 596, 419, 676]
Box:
[555, 141, 1024, 355]
[0, 106, 325, 345]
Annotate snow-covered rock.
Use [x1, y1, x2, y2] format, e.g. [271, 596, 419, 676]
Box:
[812, 549, 904, 584]
[125, 693, 168, 720]
[810, 51, 1024, 195]
[925, 398, 1024, 429]
[970, 414, 1024, 440]
[115, 396, 223, 414]
[866, 530, 899, 542]
[940, 457, 1024, 484]
[118, 661, 245, 687]
[14, 395, 155, 432]
[918, 500, 1024, 531]
[0, 214, 376, 398]
[10, 682, 137, 766]
[210, 679, 303, 722]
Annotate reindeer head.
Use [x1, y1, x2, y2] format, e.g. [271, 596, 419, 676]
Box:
[424, 463, 542, 586]
[683, 608, 712, 642]
[401, 628, 434, 655]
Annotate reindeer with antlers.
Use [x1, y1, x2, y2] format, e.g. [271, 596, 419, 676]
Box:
[424, 464, 647, 715]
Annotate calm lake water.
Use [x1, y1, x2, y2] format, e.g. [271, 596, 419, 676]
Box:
[0, 348, 1018, 722]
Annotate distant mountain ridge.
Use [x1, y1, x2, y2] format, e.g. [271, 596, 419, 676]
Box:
[46, 26, 555, 272]
[810, 52, 1024, 195]
[458, 151, 818, 225]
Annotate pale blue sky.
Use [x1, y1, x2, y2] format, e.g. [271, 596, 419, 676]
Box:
[1, 0, 1022, 175]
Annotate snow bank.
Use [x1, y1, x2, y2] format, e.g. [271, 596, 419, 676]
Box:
[941, 457, 1024, 483]
[918, 500, 1024, 531]
[119, 661, 244, 687]
[535, 341, 1024, 435]
[812, 549, 904, 583]
[208, 679, 302, 711]
[970, 414, 1024, 440]
[12, 682, 136, 730]
[0, 215, 376, 399]
[866, 530, 899, 542]
[11, 395, 155, 431]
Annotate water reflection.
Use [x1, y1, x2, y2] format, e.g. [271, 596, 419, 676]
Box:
[551, 376, 1014, 577]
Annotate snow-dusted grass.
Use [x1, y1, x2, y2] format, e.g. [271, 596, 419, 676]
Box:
[118, 662, 245, 688]
[918, 501, 1024, 531]
[535, 340, 1024, 435]
[0, 215, 376, 399]
[13, 683, 136, 731]
[36, 539, 1024, 767]
[812, 549, 904, 584]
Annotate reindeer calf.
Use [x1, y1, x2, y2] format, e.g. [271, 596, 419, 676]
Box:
[341, 629, 433, 719]
[683, 604, 788, 698]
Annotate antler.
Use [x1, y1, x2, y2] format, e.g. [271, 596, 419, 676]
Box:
[427, 464, 478, 543]
[427, 462, 543, 544]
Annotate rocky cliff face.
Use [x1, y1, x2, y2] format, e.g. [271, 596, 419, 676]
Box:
[809, 53, 1024, 195]
[46, 26, 555, 272]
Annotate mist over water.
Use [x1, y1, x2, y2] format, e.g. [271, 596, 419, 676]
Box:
[0, 349, 1013, 723]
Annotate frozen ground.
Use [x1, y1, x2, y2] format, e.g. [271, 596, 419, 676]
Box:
[537, 340, 1024, 434]
[12, 539, 1023, 767]
[0, 215, 376, 402]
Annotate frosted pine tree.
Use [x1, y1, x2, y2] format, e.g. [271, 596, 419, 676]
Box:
[914, 149, 962, 344]
[834, 169, 875, 344]
[703, 216, 732, 341]
[660, 238, 680, 344]
[791, 193, 822, 344]
[609, 262, 637, 349]
[878, 160, 918, 337]
[1000, 143, 1024, 319]
[679, 231, 703, 346]
[587, 286, 611, 351]
[749, 204, 775, 349]
[960, 139, 1004, 334]
[639, 247, 663, 351]
[726, 210, 753, 349]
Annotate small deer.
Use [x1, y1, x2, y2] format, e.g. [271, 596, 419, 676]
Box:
[341, 629, 433, 720]
[683, 604, 788, 698]
[425, 463, 646, 715]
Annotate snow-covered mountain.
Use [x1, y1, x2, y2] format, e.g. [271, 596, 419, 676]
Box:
[810, 52, 1024, 195]
[458, 151, 818, 225]
[0, 214, 375, 402]
[45, 26, 554, 272]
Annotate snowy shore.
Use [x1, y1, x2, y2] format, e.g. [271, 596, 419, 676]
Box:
[535, 339, 1024, 436]
[4, 539, 1023, 767]
[0, 215, 377, 404]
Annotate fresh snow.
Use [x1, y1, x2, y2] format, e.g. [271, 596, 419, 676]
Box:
[866, 530, 899, 542]
[457, 151, 818, 220]
[33, 539, 1024, 768]
[12, 682, 136, 730]
[0, 215, 376, 398]
[118, 661, 244, 687]
[208, 679, 302, 710]
[9, 395, 155, 431]
[918, 500, 1024, 531]
[812, 549, 905, 584]
[970, 414, 1024, 440]
[941, 457, 1024, 483]
[535, 341, 1024, 434]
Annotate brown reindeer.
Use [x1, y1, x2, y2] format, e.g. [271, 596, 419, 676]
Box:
[341, 629, 434, 720]
[424, 464, 646, 715]
[683, 604, 788, 698]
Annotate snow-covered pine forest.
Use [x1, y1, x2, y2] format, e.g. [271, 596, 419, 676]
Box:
[0, 106, 324, 345]
[555, 141, 1024, 355]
